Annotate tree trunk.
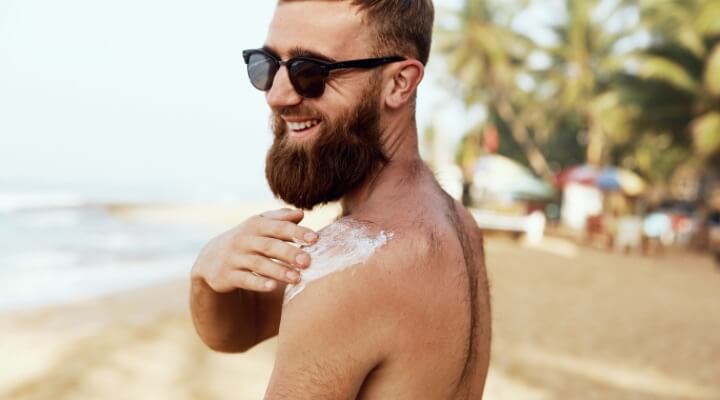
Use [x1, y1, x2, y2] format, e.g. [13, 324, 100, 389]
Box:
[495, 99, 556, 182]
[585, 112, 604, 166]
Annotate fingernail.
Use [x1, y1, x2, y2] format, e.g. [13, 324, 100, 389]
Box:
[295, 253, 309, 266]
[286, 270, 299, 281]
[304, 232, 318, 243]
[264, 280, 276, 289]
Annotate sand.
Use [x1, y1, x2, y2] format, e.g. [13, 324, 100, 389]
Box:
[2, 204, 720, 399]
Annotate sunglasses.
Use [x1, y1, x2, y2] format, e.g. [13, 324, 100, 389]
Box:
[242, 48, 406, 98]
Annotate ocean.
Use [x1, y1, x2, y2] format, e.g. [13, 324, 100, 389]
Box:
[0, 183, 229, 311]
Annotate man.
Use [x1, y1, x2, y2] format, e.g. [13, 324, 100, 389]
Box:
[190, 1, 491, 398]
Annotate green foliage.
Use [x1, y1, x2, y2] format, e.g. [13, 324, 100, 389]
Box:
[706, 44, 720, 95]
[617, 0, 720, 169]
[693, 113, 720, 156]
[439, 0, 720, 185]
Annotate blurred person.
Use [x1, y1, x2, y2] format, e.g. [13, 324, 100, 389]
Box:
[709, 209, 720, 265]
[189, 1, 491, 399]
[708, 186, 720, 265]
[615, 214, 643, 254]
[642, 210, 672, 255]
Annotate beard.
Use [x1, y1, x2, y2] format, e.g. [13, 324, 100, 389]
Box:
[265, 79, 388, 210]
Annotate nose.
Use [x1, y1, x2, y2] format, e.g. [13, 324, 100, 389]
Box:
[266, 65, 303, 108]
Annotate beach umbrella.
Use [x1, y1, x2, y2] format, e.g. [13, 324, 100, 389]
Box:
[555, 164, 599, 187]
[596, 167, 646, 196]
[472, 155, 556, 200]
[556, 165, 647, 196]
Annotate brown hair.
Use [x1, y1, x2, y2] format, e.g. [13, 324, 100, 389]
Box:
[279, 0, 434, 65]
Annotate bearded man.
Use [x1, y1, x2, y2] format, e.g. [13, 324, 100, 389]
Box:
[190, 1, 491, 398]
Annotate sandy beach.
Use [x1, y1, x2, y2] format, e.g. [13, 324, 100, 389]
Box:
[2, 204, 720, 399]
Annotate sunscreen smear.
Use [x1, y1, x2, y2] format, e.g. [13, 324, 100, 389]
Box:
[284, 219, 392, 303]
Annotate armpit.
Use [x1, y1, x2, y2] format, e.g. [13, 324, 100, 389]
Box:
[284, 219, 393, 303]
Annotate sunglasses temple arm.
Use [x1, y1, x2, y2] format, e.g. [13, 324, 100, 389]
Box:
[326, 57, 405, 71]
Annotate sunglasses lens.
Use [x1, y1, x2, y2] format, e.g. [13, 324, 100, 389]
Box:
[289, 60, 326, 98]
[247, 52, 276, 91]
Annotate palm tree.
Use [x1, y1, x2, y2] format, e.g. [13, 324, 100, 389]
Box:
[608, 0, 720, 180]
[438, 0, 640, 178]
[438, 0, 719, 186]
[536, 0, 638, 166]
[436, 0, 556, 182]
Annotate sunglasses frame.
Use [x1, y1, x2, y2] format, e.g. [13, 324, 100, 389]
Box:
[242, 48, 406, 98]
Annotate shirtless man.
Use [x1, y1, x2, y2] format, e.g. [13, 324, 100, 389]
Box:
[190, 1, 491, 398]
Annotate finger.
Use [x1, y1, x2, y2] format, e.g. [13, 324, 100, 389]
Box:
[245, 236, 311, 269]
[234, 254, 301, 284]
[258, 208, 304, 223]
[226, 270, 279, 292]
[256, 218, 318, 245]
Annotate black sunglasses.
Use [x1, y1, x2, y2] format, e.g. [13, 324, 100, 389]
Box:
[242, 48, 406, 98]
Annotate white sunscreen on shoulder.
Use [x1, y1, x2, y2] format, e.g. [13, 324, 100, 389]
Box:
[284, 219, 393, 304]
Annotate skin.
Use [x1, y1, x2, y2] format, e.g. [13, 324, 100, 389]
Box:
[190, 1, 491, 399]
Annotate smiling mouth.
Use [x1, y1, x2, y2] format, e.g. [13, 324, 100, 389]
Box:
[286, 119, 322, 139]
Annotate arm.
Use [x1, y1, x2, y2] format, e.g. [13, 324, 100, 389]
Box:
[264, 259, 390, 399]
[189, 278, 285, 352]
[190, 208, 318, 352]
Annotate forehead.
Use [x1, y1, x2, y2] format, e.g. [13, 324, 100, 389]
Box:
[265, 1, 370, 60]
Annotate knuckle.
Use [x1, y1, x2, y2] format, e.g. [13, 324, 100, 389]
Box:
[264, 220, 282, 237]
[233, 232, 256, 250]
[245, 255, 267, 273]
[207, 268, 226, 288]
[245, 215, 263, 229]
[238, 234, 259, 252]
[231, 254, 248, 269]
[259, 239, 276, 255]
[246, 273, 269, 290]
[236, 272, 255, 287]
[261, 261, 285, 279]
[218, 262, 234, 278]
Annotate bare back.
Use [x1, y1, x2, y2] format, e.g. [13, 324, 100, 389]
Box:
[267, 170, 491, 399]
[352, 189, 492, 399]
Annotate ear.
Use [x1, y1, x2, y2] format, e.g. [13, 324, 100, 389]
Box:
[383, 60, 424, 109]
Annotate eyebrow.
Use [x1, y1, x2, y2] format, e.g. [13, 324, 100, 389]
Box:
[262, 45, 337, 63]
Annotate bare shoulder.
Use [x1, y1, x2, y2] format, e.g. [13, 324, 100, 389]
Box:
[266, 205, 489, 398]
[264, 218, 425, 398]
[277, 214, 451, 344]
[280, 217, 428, 320]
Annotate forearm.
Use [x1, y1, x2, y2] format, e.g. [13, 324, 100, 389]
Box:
[190, 277, 260, 352]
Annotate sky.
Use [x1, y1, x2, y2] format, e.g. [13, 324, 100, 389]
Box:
[0, 0, 547, 202]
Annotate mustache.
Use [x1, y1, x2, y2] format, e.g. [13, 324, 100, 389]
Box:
[272, 106, 325, 120]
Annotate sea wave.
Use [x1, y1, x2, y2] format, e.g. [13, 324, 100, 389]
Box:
[0, 190, 214, 311]
[0, 191, 87, 213]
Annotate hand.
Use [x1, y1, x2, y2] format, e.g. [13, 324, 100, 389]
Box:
[191, 208, 318, 293]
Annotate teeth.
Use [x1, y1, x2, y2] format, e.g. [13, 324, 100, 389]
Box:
[287, 120, 320, 131]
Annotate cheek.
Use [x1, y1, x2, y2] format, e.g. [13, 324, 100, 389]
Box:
[318, 86, 365, 114]
[316, 96, 348, 118]
[322, 77, 367, 105]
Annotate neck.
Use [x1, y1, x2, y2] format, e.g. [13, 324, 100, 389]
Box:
[340, 117, 423, 216]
